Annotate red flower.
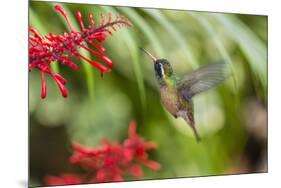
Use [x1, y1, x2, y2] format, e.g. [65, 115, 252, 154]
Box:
[44, 173, 83, 186]
[124, 120, 161, 171]
[44, 120, 161, 186]
[29, 5, 132, 99]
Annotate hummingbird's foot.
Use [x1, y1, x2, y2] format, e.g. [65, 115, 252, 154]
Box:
[173, 115, 178, 118]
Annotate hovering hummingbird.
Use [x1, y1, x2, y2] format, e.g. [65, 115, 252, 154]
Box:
[140, 48, 227, 141]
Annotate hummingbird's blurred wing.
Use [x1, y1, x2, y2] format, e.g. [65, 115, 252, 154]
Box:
[178, 61, 227, 99]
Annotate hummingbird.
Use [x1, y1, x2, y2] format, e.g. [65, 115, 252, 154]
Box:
[140, 48, 227, 141]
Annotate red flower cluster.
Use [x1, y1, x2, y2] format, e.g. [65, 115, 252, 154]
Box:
[44, 120, 161, 186]
[29, 5, 132, 99]
[44, 174, 83, 186]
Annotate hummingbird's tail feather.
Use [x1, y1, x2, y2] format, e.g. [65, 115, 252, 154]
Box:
[181, 111, 201, 142]
[191, 124, 201, 142]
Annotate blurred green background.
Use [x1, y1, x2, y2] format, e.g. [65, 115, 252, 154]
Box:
[29, 1, 268, 186]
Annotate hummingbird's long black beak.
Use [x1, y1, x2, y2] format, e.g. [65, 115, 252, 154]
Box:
[140, 48, 157, 64]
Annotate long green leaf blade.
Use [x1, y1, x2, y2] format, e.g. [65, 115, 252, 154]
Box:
[144, 9, 198, 68]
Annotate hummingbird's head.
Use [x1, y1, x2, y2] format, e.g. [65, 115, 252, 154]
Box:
[140, 48, 174, 86]
[154, 59, 174, 78]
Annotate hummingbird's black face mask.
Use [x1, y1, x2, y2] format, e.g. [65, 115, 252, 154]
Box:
[154, 59, 173, 79]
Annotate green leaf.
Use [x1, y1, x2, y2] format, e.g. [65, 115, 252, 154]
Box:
[117, 7, 164, 57]
[212, 14, 267, 95]
[100, 6, 147, 110]
[143, 9, 199, 68]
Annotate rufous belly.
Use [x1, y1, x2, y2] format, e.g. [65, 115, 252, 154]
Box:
[160, 87, 179, 115]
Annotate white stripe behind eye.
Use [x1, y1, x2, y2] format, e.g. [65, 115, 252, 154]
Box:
[160, 64, 165, 78]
